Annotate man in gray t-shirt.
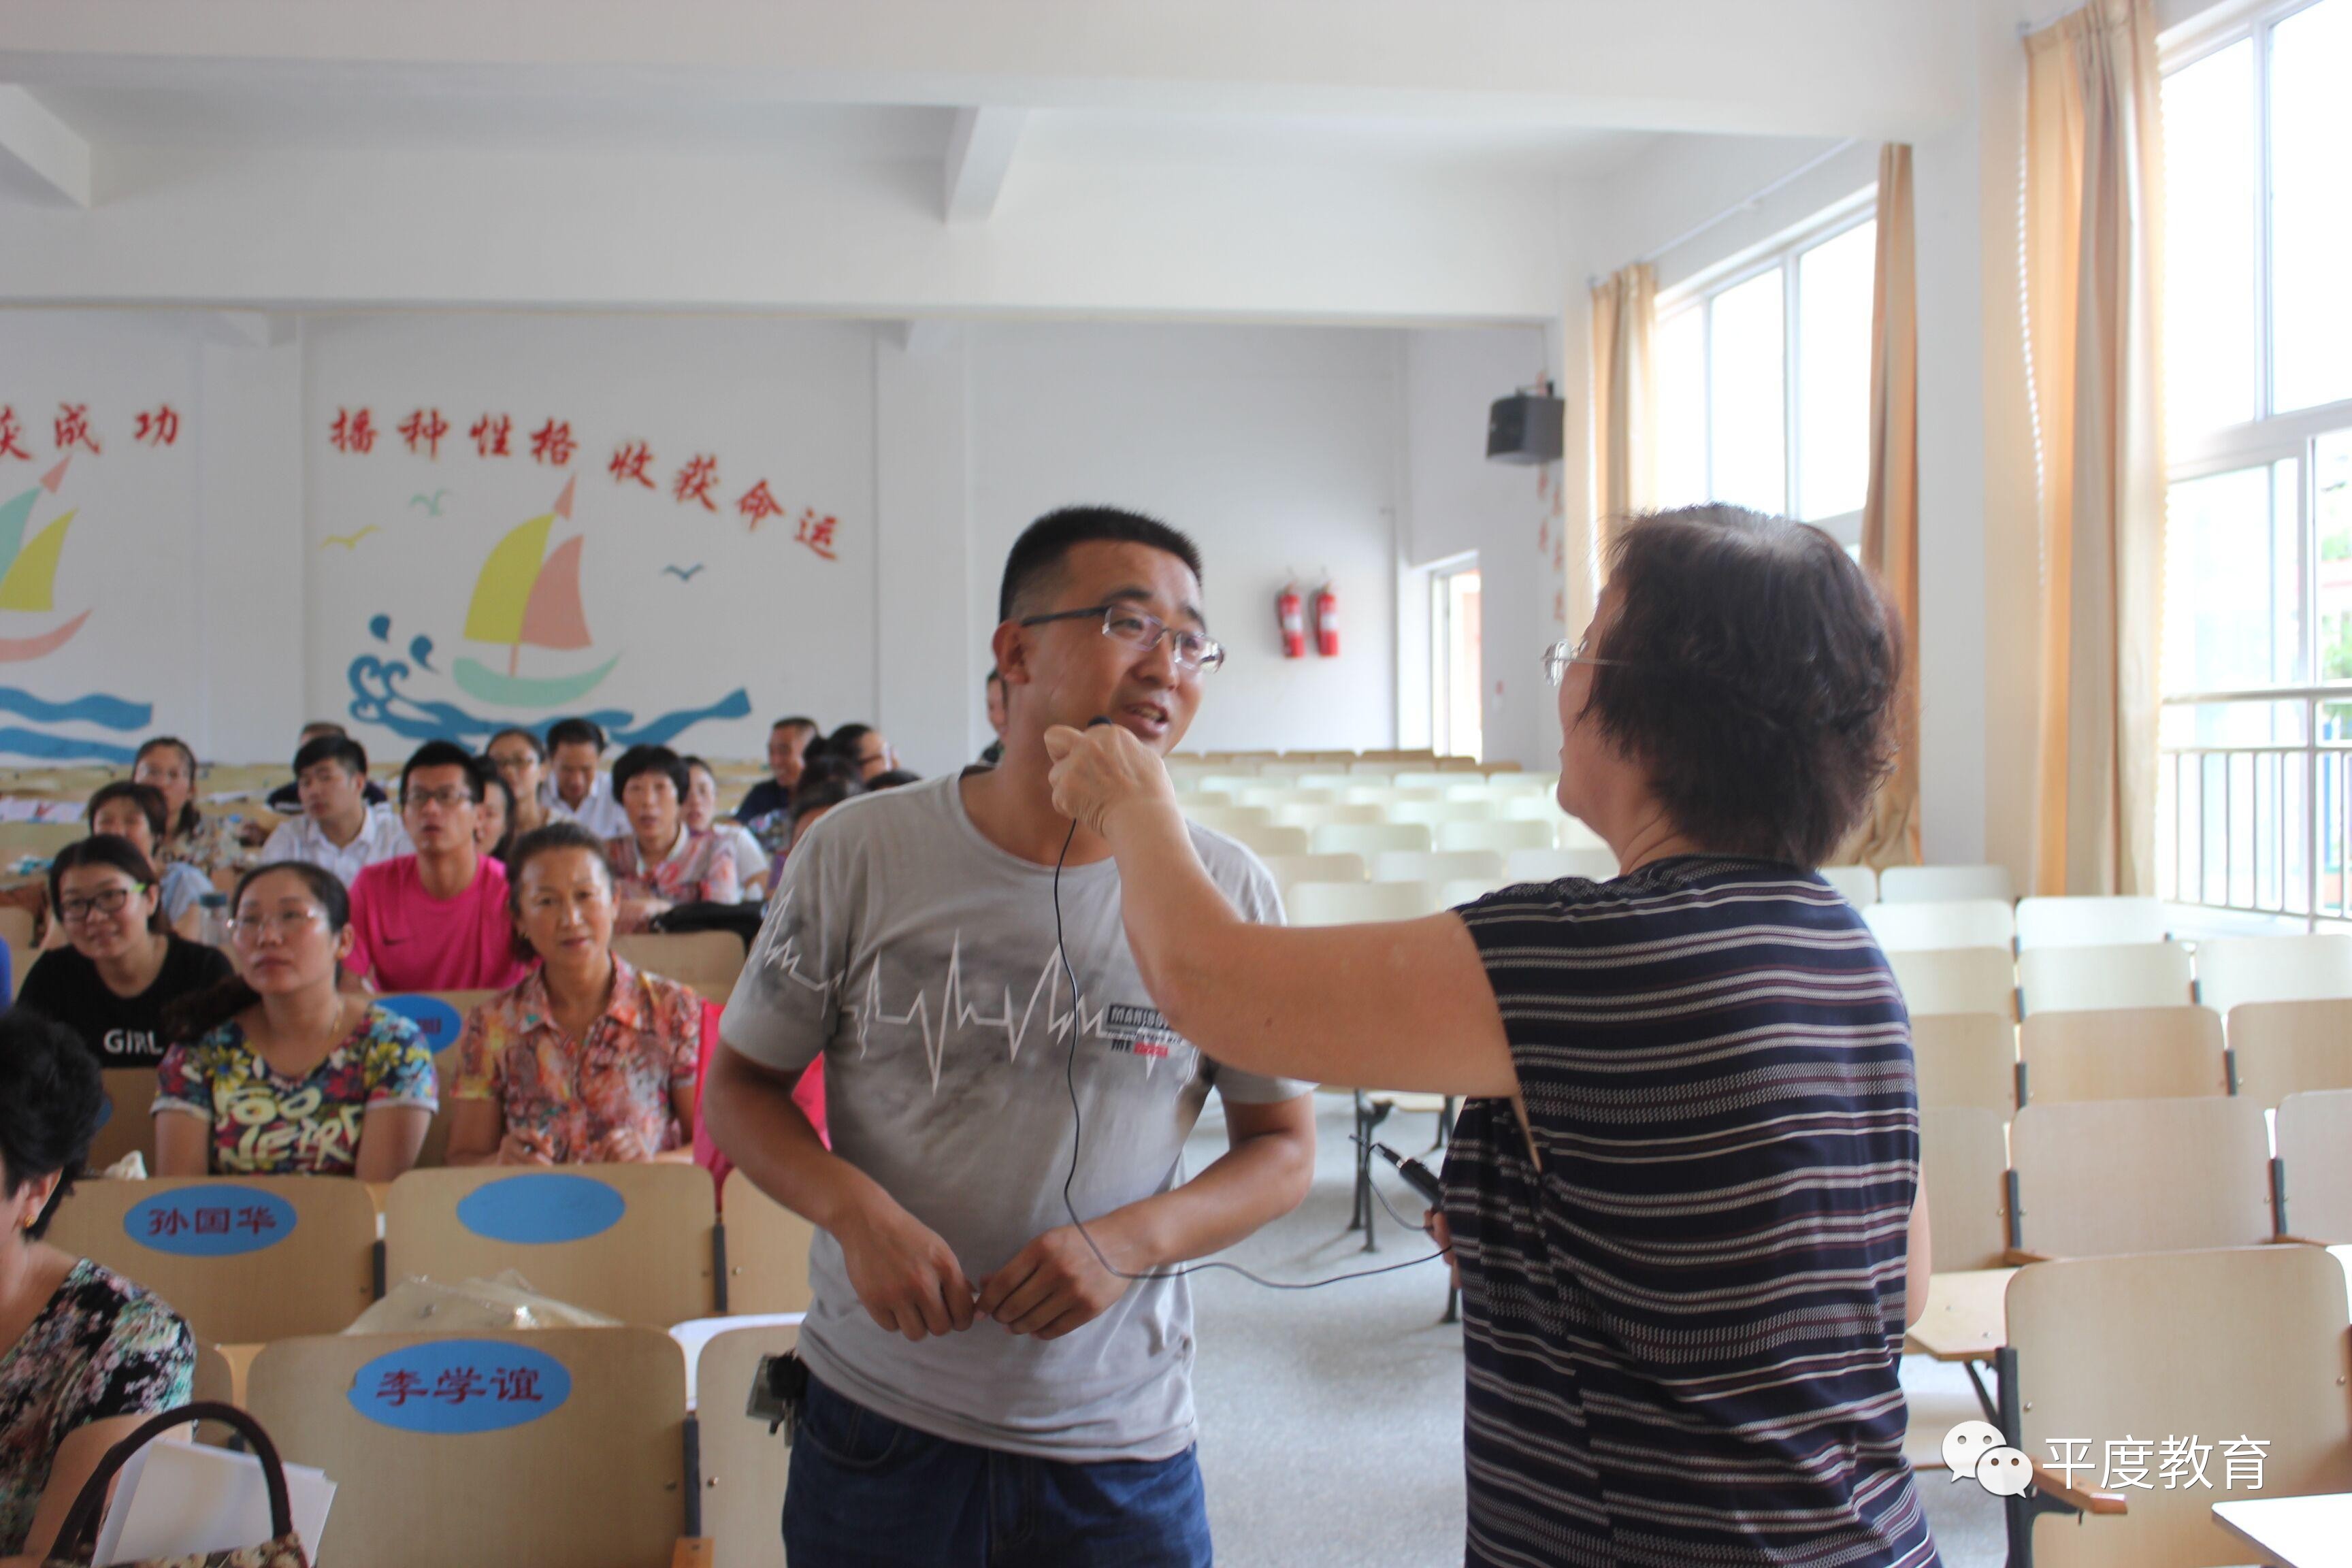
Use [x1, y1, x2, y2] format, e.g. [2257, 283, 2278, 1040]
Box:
[708, 507, 1315, 1567]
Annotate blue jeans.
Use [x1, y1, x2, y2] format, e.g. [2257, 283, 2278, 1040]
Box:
[782, 1374, 1214, 1567]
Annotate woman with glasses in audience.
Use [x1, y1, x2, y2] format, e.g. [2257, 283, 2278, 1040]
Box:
[602, 745, 738, 934]
[16, 838, 232, 1069]
[682, 757, 768, 901]
[83, 782, 212, 941]
[0, 1011, 195, 1565]
[152, 862, 437, 1179]
[445, 823, 704, 1166]
[485, 728, 555, 842]
[130, 736, 242, 881]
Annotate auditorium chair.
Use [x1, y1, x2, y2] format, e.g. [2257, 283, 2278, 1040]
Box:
[2193, 933, 2352, 1015]
[1286, 881, 1443, 926]
[1371, 849, 1504, 887]
[1863, 898, 2016, 953]
[247, 1326, 695, 1568]
[46, 1175, 378, 1343]
[1435, 819, 1554, 855]
[2012, 895, 2168, 949]
[385, 1164, 719, 1327]
[2006, 1246, 2352, 1567]
[1173, 804, 1271, 836]
[1887, 947, 2020, 1020]
[86, 1066, 161, 1173]
[2014, 1006, 2227, 1107]
[1222, 823, 1311, 858]
[717, 1169, 817, 1315]
[1502, 847, 1618, 883]
[2005, 1098, 2272, 1261]
[1910, 1014, 2018, 1116]
[1878, 864, 2016, 904]
[694, 1321, 801, 1568]
[2015, 941, 2195, 1015]
[2223, 996, 2352, 1108]
[1256, 852, 1368, 897]
[2272, 1089, 2352, 1245]
[1271, 802, 1388, 830]
[1309, 823, 1434, 858]
[615, 930, 748, 1009]
[1816, 864, 1878, 906]
[1916, 1106, 2009, 1273]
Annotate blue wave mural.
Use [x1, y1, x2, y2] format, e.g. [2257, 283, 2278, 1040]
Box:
[346, 655, 750, 747]
[0, 687, 154, 763]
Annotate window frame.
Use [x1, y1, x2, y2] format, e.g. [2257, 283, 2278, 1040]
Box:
[1427, 553, 1483, 763]
[1652, 189, 1878, 544]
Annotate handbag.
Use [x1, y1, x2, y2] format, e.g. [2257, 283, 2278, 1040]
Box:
[41, 1401, 310, 1568]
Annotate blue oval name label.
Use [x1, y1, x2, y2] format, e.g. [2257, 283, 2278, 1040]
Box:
[349, 1339, 571, 1435]
[378, 994, 466, 1055]
[455, 1173, 626, 1245]
[125, 1185, 298, 1258]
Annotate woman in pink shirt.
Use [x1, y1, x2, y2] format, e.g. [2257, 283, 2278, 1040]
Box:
[341, 740, 534, 995]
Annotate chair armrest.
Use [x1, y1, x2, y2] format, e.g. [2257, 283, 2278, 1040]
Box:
[2002, 1247, 2054, 1266]
[2032, 1465, 2128, 1516]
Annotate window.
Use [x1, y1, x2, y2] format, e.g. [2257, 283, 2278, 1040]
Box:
[1431, 561, 1483, 762]
[2158, 0, 2352, 921]
[1654, 208, 1877, 542]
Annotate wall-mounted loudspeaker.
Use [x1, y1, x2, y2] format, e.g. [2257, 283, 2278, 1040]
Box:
[1486, 391, 1564, 466]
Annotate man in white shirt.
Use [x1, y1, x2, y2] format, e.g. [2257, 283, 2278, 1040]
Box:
[257, 733, 410, 886]
[542, 716, 630, 840]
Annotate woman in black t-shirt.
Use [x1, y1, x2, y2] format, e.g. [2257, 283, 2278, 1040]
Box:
[16, 836, 232, 1068]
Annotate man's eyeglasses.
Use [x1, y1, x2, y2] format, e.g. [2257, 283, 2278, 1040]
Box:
[1019, 604, 1226, 675]
[404, 786, 475, 810]
[59, 885, 146, 924]
[1541, 634, 1640, 689]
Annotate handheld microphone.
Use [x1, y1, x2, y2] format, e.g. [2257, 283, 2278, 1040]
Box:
[1371, 1142, 1445, 1207]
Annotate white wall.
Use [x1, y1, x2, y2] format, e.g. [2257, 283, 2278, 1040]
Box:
[0, 307, 1450, 769]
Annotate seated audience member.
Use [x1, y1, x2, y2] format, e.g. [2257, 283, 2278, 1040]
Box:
[819, 723, 894, 783]
[542, 717, 628, 839]
[476, 763, 517, 864]
[444, 823, 702, 1166]
[734, 717, 818, 823]
[131, 736, 242, 879]
[264, 721, 388, 813]
[485, 728, 554, 841]
[84, 783, 210, 940]
[256, 733, 410, 887]
[683, 757, 768, 900]
[155, 862, 437, 1179]
[0, 1011, 195, 1563]
[18, 838, 232, 1068]
[979, 668, 1007, 766]
[343, 742, 534, 994]
[868, 768, 922, 791]
[604, 745, 739, 933]
[764, 774, 866, 890]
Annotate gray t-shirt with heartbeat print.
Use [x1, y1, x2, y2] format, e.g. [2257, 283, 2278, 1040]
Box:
[719, 771, 1310, 1463]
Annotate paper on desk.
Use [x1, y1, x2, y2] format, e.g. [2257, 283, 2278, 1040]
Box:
[94, 1436, 334, 1563]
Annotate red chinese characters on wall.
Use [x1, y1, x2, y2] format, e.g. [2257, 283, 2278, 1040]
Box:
[529, 419, 576, 467]
[399, 408, 451, 459]
[794, 509, 839, 562]
[0, 408, 31, 462]
[133, 405, 180, 447]
[736, 480, 783, 532]
[608, 440, 656, 489]
[470, 413, 513, 459]
[54, 403, 102, 455]
[672, 453, 719, 512]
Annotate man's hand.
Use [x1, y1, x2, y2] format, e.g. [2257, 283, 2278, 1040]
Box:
[836, 1192, 977, 1342]
[975, 1223, 1135, 1341]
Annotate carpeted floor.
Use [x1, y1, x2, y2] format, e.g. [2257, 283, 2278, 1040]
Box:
[1186, 1098, 2007, 1567]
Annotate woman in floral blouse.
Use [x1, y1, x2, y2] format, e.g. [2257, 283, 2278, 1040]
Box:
[131, 736, 244, 882]
[153, 862, 438, 1179]
[446, 822, 704, 1166]
[0, 1010, 194, 1563]
[602, 745, 738, 934]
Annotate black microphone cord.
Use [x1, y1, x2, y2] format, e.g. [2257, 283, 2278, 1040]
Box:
[1051, 817, 1451, 1292]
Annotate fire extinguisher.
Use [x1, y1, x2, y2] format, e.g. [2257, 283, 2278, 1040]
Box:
[1313, 581, 1341, 657]
[1277, 581, 1307, 659]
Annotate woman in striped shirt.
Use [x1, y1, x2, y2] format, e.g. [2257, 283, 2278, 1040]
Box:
[1047, 506, 1938, 1567]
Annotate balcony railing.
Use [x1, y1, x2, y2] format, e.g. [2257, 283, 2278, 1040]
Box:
[2161, 685, 2352, 928]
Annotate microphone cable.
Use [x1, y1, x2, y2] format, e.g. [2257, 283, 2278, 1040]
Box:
[1051, 817, 1452, 1292]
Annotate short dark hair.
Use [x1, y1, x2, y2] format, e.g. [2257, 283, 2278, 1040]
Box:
[299, 721, 348, 741]
[48, 835, 171, 936]
[868, 769, 921, 790]
[85, 781, 168, 843]
[162, 862, 353, 1041]
[822, 724, 876, 763]
[1584, 506, 1901, 867]
[546, 717, 607, 755]
[132, 736, 203, 838]
[791, 774, 865, 829]
[488, 727, 547, 762]
[997, 506, 1203, 623]
[294, 733, 369, 779]
[612, 744, 689, 801]
[401, 740, 484, 804]
[503, 821, 614, 960]
[474, 762, 517, 857]
[0, 1008, 105, 1239]
[771, 717, 817, 736]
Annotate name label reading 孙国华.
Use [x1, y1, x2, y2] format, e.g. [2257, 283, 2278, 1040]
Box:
[124, 1185, 298, 1258]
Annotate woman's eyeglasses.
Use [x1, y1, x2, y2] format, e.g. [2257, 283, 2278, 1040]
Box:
[1543, 634, 1640, 688]
[230, 909, 327, 944]
[59, 885, 146, 924]
[1019, 604, 1227, 675]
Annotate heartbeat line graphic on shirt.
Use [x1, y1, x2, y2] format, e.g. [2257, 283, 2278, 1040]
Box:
[748, 897, 1191, 1093]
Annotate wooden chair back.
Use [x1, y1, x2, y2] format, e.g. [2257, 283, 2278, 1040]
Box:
[719, 1169, 817, 1315]
[1307, 822, 1433, 858]
[1887, 947, 2018, 1020]
[1816, 864, 1878, 906]
[695, 1322, 800, 1568]
[1224, 823, 1311, 858]
[2016, 941, 2195, 1015]
[2017, 1006, 2228, 1105]
[0, 821, 86, 860]
[1433, 819, 1554, 855]
[2010, 1098, 2272, 1258]
[86, 1067, 160, 1173]
[1918, 1106, 2009, 1272]
[1256, 853, 1367, 896]
[614, 930, 747, 1008]
[1911, 1013, 2017, 1115]
[1864, 898, 2016, 953]
[1503, 847, 1618, 883]
[2013, 895, 2168, 949]
[1285, 881, 1442, 927]
[2193, 934, 2352, 1016]
[1878, 864, 2016, 904]
[374, 991, 497, 1169]
[2225, 997, 2352, 1109]
[1371, 849, 1505, 886]
[2274, 1089, 2352, 1244]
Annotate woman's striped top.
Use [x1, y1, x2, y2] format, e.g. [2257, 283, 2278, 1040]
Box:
[1444, 856, 1938, 1567]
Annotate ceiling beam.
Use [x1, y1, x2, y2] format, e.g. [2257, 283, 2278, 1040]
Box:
[943, 106, 1025, 224]
[0, 84, 91, 206]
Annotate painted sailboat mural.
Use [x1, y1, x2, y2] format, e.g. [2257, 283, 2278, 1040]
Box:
[0, 457, 92, 663]
[452, 476, 619, 707]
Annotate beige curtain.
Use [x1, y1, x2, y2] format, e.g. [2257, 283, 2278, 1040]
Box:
[1843, 144, 1923, 870]
[1588, 263, 1657, 583]
[2023, 0, 2167, 896]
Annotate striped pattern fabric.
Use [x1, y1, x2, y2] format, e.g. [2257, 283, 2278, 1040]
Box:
[1446, 858, 1936, 1567]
